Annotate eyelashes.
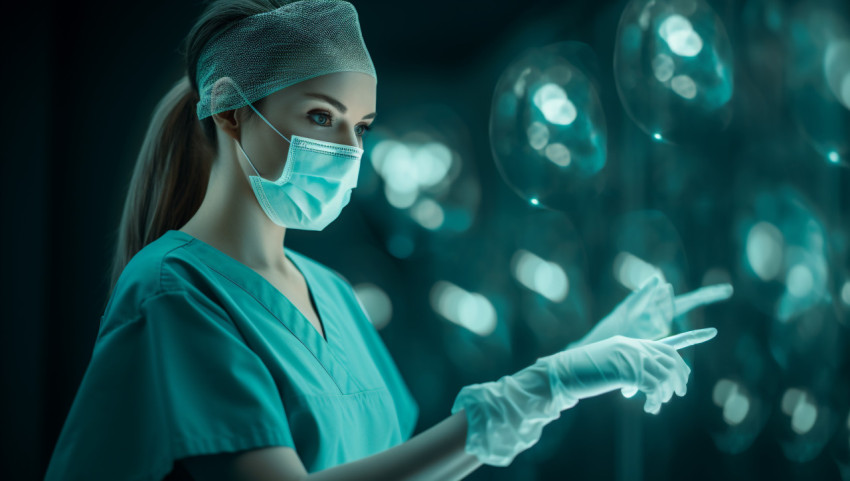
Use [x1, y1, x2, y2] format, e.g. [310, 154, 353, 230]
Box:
[308, 111, 372, 137]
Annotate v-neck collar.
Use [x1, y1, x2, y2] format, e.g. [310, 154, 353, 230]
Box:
[284, 253, 328, 344]
[164, 229, 362, 394]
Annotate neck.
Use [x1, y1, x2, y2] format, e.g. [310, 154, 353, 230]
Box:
[180, 155, 291, 275]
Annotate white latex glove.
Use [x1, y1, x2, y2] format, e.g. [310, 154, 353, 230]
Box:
[547, 329, 718, 413]
[451, 328, 717, 467]
[573, 276, 733, 348]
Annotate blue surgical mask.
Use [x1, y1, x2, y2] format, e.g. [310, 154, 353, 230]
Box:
[235, 101, 363, 231]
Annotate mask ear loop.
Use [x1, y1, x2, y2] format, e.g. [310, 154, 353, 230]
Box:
[226, 78, 296, 183]
[235, 140, 262, 178]
[228, 78, 292, 144]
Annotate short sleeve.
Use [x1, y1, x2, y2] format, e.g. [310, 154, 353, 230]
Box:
[43, 289, 296, 481]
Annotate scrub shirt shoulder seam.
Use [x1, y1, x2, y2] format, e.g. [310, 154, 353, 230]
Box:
[100, 287, 218, 342]
[136, 288, 233, 326]
[96, 311, 145, 342]
[99, 235, 194, 333]
[156, 236, 200, 294]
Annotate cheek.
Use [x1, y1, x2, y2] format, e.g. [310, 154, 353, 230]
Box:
[263, 143, 290, 179]
[241, 130, 290, 179]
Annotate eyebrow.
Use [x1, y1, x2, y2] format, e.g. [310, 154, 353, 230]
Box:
[303, 92, 377, 119]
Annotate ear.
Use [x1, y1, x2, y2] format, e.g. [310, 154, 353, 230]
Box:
[211, 108, 240, 142]
[209, 77, 242, 142]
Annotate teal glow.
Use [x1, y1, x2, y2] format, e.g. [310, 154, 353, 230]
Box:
[614, 0, 735, 143]
[659, 14, 704, 57]
[511, 249, 570, 302]
[827, 151, 840, 164]
[745, 221, 784, 281]
[489, 41, 608, 210]
[430, 281, 497, 336]
[532, 83, 577, 126]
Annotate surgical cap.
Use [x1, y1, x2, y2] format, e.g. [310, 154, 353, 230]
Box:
[195, 0, 377, 120]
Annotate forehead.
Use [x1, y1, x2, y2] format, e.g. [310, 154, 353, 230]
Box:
[296, 71, 376, 91]
[269, 72, 376, 111]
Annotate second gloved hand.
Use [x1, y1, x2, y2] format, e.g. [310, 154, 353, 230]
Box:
[573, 276, 733, 348]
[451, 330, 711, 467]
[545, 334, 692, 415]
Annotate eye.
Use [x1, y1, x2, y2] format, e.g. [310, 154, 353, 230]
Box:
[355, 124, 373, 137]
[309, 110, 373, 137]
[308, 112, 331, 126]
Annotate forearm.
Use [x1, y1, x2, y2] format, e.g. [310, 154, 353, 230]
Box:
[304, 409, 482, 481]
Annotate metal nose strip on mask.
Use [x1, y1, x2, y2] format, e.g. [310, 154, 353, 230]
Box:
[292, 136, 363, 158]
[231, 79, 366, 157]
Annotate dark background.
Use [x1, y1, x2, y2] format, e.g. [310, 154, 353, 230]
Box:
[2, 0, 849, 480]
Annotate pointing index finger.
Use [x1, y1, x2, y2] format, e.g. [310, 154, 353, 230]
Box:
[673, 284, 734, 315]
[659, 328, 718, 350]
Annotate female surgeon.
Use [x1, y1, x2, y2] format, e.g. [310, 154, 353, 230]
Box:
[42, 1, 734, 480]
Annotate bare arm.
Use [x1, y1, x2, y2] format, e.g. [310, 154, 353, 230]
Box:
[309, 409, 481, 481]
[179, 409, 483, 481]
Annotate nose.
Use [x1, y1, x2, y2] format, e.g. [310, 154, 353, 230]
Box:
[338, 130, 360, 149]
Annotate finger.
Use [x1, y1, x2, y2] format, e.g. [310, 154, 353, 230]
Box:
[659, 374, 674, 404]
[641, 363, 672, 406]
[667, 366, 685, 398]
[663, 365, 683, 403]
[638, 275, 662, 291]
[661, 383, 675, 403]
[621, 386, 638, 398]
[643, 384, 661, 414]
[659, 328, 718, 350]
[656, 346, 689, 397]
[645, 395, 662, 414]
[652, 355, 679, 399]
[675, 358, 690, 397]
[653, 341, 690, 395]
[653, 283, 675, 323]
[674, 284, 734, 315]
[675, 379, 687, 397]
[642, 357, 668, 390]
[639, 370, 661, 395]
[651, 339, 692, 398]
[653, 351, 678, 373]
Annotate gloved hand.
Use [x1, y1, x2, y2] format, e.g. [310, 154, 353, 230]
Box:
[451, 328, 717, 467]
[572, 276, 733, 348]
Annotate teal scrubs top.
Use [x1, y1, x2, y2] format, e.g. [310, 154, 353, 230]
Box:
[44, 229, 419, 480]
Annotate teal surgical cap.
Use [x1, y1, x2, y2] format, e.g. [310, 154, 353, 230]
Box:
[195, 0, 377, 121]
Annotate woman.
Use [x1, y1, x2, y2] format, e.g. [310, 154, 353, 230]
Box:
[43, 1, 731, 480]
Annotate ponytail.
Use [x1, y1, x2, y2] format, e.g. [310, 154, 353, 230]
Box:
[106, 0, 293, 300]
[106, 76, 214, 297]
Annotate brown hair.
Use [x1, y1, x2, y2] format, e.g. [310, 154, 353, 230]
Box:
[107, 0, 294, 297]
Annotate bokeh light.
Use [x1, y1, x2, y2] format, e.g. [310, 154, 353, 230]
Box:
[430, 280, 498, 337]
[775, 386, 836, 462]
[352, 282, 393, 330]
[510, 210, 592, 354]
[490, 41, 608, 211]
[602, 210, 694, 337]
[703, 332, 775, 455]
[734, 184, 833, 323]
[358, 103, 482, 259]
[614, 0, 734, 143]
[787, 1, 850, 165]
